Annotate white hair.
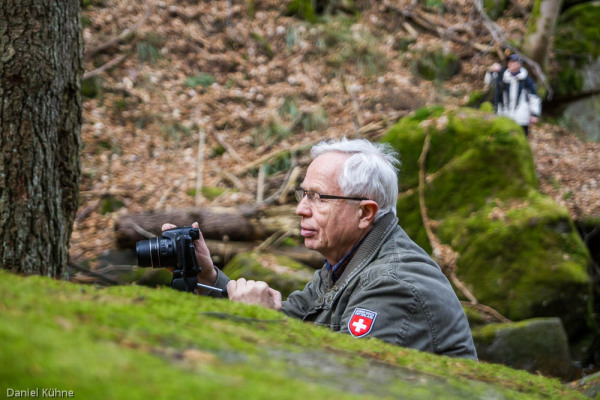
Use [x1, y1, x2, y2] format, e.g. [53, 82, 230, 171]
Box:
[310, 138, 400, 221]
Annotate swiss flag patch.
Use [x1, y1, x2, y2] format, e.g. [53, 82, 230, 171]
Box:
[348, 308, 377, 338]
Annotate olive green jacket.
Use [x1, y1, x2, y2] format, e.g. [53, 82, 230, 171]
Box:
[211, 212, 477, 360]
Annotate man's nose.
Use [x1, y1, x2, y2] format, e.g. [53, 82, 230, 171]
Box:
[295, 195, 311, 217]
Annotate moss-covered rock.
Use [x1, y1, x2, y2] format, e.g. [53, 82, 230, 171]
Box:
[380, 107, 592, 340]
[0, 270, 588, 399]
[569, 370, 600, 399]
[472, 318, 579, 381]
[553, 2, 600, 97]
[223, 252, 314, 299]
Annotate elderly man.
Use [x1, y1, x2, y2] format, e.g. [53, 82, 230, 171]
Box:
[164, 138, 477, 360]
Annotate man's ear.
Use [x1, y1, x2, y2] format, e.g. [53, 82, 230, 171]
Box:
[358, 200, 379, 229]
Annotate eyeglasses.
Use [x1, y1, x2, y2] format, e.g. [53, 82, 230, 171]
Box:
[295, 187, 369, 205]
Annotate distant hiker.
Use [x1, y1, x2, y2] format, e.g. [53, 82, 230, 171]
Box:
[484, 54, 541, 137]
[163, 138, 478, 360]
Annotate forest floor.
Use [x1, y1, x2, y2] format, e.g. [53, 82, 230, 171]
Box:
[71, 0, 600, 266]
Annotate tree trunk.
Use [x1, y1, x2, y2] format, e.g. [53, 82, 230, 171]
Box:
[523, 0, 563, 70]
[0, 1, 83, 277]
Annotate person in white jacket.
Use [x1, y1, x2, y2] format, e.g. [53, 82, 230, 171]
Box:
[484, 54, 541, 137]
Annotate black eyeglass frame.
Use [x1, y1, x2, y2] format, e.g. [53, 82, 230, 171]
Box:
[295, 187, 369, 203]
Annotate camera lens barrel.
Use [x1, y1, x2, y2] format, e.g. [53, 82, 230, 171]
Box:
[136, 237, 176, 268]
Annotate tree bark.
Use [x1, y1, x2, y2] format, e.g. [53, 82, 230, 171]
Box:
[0, 1, 83, 277]
[523, 0, 563, 70]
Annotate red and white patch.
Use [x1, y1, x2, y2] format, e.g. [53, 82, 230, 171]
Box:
[348, 308, 377, 338]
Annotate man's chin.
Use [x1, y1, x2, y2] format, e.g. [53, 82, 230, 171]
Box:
[303, 238, 321, 253]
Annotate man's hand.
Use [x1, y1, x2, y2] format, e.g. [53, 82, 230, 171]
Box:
[161, 222, 217, 285]
[227, 278, 282, 311]
[530, 116, 539, 125]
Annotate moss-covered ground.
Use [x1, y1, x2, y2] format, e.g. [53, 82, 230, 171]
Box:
[0, 270, 586, 399]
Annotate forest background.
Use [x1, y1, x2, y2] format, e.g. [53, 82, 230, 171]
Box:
[70, 0, 599, 267]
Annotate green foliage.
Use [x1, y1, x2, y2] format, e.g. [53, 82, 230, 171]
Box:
[82, 77, 101, 99]
[251, 32, 274, 59]
[286, 0, 317, 23]
[187, 186, 228, 201]
[161, 122, 193, 147]
[482, 0, 508, 20]
[286, 0, 357, 23]
[99, 195, 125, 214]
[414, 48, 460, 82]
[136, 33, 166, 65]
[81, 0, 108, 8]
[421, 0, 443, 12]
[185, 73, 216, 88]
[0, 270, 587, 399]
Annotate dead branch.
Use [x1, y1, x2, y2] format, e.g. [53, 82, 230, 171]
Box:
[461, 301, 512, 323]
[83, 54, 128, 80]
[215, 133, 244, 164]
[385, 4, 496, 54]
[84, 3, 153, 59]
[196, 128, 206, 205]
[418, 132, 479, 304]
[69, 261, 121, 285]
[213, 164, 245, 191]
[256, 165, 266, 203]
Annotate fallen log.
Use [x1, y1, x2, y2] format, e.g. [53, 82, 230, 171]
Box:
[114, 204, 299, 250]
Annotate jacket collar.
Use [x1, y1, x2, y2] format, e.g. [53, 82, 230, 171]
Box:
[321, 211, 398, 292]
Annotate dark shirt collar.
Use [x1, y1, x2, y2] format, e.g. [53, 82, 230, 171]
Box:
[325, 235, 368, 283]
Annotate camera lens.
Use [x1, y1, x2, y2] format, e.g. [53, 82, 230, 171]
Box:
[136, 237, 176, 268]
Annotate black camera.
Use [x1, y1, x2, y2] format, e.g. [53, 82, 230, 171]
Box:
[136, 226, 200, 292]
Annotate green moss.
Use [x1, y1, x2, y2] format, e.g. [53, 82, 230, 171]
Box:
[0, 270, 587, 399]
[381, 107, 591, 338]
[472, 318, 578, 380]
[440, 193, 590, 333]
[203, 186, 227, 200]
[553, 3, 600, 96]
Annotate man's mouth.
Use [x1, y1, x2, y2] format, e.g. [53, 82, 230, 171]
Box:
[300, 226, 317, 237]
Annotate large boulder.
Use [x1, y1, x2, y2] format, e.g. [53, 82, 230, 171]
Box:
[380, 107, 592, 340]
[472, 317, 579, 381]
[553, 2, 600, 141]
[0, 270, 588, 399]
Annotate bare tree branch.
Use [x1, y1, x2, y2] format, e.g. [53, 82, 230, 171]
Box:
[83, 54, 128, 80]
[84, 3, 153, 59]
